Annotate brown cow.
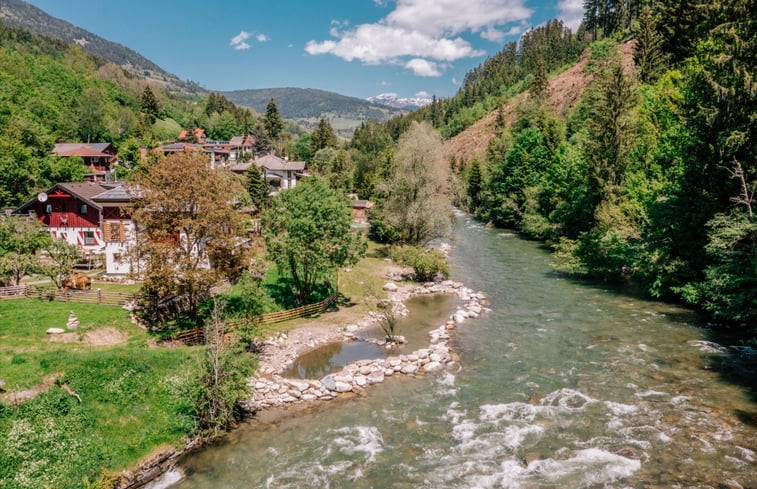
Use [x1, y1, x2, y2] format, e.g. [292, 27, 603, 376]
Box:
[64, 272, 91, 290]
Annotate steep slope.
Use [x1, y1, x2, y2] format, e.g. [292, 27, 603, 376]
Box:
[0, 0, 202, 94]
[222, 87, 404, 138]
[443, 41, 635, 163]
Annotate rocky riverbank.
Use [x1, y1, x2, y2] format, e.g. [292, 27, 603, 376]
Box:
[244, 280, 488, 412]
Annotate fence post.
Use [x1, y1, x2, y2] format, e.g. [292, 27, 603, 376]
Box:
[98, 289, 102, 304]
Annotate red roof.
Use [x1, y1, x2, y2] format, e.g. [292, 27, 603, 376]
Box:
[57, 147, 112, 158]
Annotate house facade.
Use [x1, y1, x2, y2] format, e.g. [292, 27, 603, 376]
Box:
[15, 182, 113, 251]
[91, 185, 138, 276]
[52, 143, 118, 182]
[231, 153, 308, 190]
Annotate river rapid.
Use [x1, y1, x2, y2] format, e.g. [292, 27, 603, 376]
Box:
[172, 213, 756, 489]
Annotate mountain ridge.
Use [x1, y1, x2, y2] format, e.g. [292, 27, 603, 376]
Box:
[0, 0, 203, 94]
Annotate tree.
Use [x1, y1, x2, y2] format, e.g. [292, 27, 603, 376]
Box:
[373, 122, 453, 245]
[251, 120, 271, 155]
[264, 98, 283, 141]
[584, 61, 634, 211]
[40, 239, 79, 289]
[262, 177, 366, 304]
[246, 163, 269, 211]
[0, 216, 50, 286]
[129, 152, 247, 324]
[530, 58, 548, 100]
[77, 87, 105, 143]
[633, 5, 665, 84]
[467, 159, 483, 210]
[190, 299, 254, 439]
[140, 86, 160, 124]
[310, 118, 337, 155]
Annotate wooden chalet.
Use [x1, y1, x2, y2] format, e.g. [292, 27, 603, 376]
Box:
[52, 143, 118, 182]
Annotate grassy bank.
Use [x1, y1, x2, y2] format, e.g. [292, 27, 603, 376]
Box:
[0, 300, 201, 488]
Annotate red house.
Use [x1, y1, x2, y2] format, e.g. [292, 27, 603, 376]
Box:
[52, 143, 118, 181]
[15, 182, 115, 250]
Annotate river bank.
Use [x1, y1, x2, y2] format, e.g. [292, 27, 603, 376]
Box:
[245, 279, 488, 411]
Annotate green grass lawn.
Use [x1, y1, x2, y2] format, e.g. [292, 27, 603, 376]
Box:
[0, 299, 203, 488]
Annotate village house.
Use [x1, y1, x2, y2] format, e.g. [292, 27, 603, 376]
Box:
[15, 182, 114, 252]
[91, 184, 138, 276]
[51, 142, 118, 182]
[232, 153, 308, 191]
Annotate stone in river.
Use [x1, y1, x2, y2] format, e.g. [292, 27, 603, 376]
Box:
[321, 375, 336, 391]
[334, 382, 352, 393]
[423, 361, 442, 372]
[359, 365, 373, 375]
[368, 371, 385, 384]
[354, 375, 368, 387]
[401, 364, 419, 374]
[383, 282, 398, 292]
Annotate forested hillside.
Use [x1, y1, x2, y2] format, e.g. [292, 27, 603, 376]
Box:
[0, 24, 253, 208]
[431, 1, 756, 332]
[0, 0, 202, 94]
[223, 87, 402, 138]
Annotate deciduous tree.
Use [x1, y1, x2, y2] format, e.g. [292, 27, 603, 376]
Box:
[262, 177, 366, 304]
[129, 152, 247, 324]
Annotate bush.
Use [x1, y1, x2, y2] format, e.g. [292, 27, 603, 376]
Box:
[389, 246, 450, 282]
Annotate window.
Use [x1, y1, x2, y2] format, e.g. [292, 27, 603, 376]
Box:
[79, 203, 88, 215]
[83, 231, 95, 245]
[45, 204, 52, 214]
[60, 204, 66, 212]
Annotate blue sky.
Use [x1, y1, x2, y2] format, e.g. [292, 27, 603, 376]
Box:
[26, 0, 584, 100]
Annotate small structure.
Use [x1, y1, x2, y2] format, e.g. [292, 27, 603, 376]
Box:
[351, 199, 374, 223]
[66, 311, 80, 331]
[52, 143, 118, 182]
[91, 184, 139, 276]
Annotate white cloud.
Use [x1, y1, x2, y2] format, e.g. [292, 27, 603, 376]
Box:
[451, 76, 459, 84]
[405, 58, 442, 77]
[230, 31, 251, 50]
[378, 80, 392, 86]
[230, 30, 270, 50]
[415, 90, 431, 97]
[306, 0, 533, 76]
[557, 0, 584, 31]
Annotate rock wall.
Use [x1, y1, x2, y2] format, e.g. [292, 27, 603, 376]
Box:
[245, 281, 488, 411]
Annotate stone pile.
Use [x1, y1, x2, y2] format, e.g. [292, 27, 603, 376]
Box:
[67, 311, 80, 331]
[244, 280, 488, 413]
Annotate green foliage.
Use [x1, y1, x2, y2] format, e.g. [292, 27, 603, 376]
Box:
[0, 300, 199, 488]
[388, 246, 450, 282]
[262, 177, 366, 304]
[310, 118, 338, 155]
[188, 301, 255, 439]
[264, 98, 284, 141]
[246, 164, 270, 211]
[372, 122, 452, 245]
[0, 216, 50, 286]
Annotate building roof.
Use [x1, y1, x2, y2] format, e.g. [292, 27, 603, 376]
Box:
[52, 142, 115, 155]
[15, 181, 111, 214]
[91, 183, 140, 203]
[352, 200, 374, 209]
[57, 147, 112, 158]
[256, 154, 306, 172]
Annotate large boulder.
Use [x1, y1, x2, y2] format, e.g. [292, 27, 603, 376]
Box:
[383, 282, 398, 292]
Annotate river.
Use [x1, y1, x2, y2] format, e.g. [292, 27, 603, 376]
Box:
[172, 212, 756, 488]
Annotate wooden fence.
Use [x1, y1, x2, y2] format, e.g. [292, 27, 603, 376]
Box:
[0, 284, 134, 306]
[173, 291, 339, 345]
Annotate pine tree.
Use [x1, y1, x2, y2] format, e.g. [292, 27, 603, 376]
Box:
[247, 163, 269, 211]
[140, 86, 159, 124]
[633, 5, 665, 84]
[310, 118, 337, 155]
[467, 159, 483, 209]
[530, 59, 549, 100]
[264, 98, 283, 141]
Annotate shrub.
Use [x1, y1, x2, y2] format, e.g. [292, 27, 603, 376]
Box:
[389, 246, 450, 282]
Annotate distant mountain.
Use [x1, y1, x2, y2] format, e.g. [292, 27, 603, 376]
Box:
[367, 93, 433, 110]
[0, 0, 202, 94]
[222, 87, 404, 138]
